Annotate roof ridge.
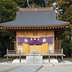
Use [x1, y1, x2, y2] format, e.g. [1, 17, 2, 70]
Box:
[19, 7, 53, 12]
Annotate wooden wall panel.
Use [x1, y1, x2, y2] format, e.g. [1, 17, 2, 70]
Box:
[17, 43, 23, 53]
[14, 41, 16, 50]
[17, 31, 25, 37]
[37, 31, 44, 36]
[42, 43, 48, 53]
[30, 45, 41, 53]
[48, 43, 54, 53]
[23, 43, 29, 53]
[26, 31, 33, 36]
[16, 30, 54, 54]
[46, 30, 54, 36]
[55, 40, 61, 50]
[16, 30, 54, 37]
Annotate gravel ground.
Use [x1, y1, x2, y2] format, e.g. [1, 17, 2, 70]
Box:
[37, 65, 72, 72]
[0, 65, 20, 72]
[0, 58, 72, 72]
[0, 64, 72, 72]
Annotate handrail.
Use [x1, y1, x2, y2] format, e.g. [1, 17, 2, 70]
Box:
[7, 49, 21, 54]
[49, 49, 63, 54]
[6, 49, 63, 54]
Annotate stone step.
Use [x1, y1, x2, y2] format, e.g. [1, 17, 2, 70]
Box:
[26, 56, 43, 64]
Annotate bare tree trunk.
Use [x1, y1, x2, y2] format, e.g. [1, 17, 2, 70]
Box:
[32, 2, 34, 8]
[27, 0, 31, 8]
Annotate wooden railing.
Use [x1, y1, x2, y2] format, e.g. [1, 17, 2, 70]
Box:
[49, 49, 63, 54]
[7, 49, 21, 54]
[6, 49, 63, 54]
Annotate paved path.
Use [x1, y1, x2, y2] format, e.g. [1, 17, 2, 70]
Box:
[37, 65, 72, 72]
[9, 65, 42, 72]
[0, 65, 20, 72]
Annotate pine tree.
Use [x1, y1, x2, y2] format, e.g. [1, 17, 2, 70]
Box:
[0, 0, 18, 23]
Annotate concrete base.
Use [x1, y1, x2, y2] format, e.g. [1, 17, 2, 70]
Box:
[43, 59, 58, 63]
[63, 60, 72, 64]
[12, 58, 58, 63]
[49, 59, 58, 63]
[26, 56, 43, 64]
[12, 59, 25, 63]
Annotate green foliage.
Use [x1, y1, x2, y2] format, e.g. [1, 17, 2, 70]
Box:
[69, 24, 72, 28]
[61, 39, 71, 56]
[46, 0, 55, 7]
[13, 0, 27, 7]
[0, 28, 15, 57]
[33, 0, 45, 7]
[56, 0, 72, 23]
[33, 5, 40, 8]
[0, 0, 17, 56]
[13, 0, 45, 7]
[0, 0, 18, 23]
[54, 0, 72, 57]
[0, 51, 2, 57]
[60, 27, 71, 57]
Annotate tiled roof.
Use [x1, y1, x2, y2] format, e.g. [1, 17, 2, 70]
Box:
[0, 7, 70, 27]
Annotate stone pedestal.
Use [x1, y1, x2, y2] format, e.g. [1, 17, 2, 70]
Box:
[26, 56, 43, 64]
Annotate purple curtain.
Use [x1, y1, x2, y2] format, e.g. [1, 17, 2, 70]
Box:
[17, 36, 53, 44]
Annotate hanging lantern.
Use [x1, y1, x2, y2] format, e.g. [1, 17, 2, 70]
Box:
[38, 38, 39, 41]
[31, 38, 32, 41]
[34, 38, 36, 40]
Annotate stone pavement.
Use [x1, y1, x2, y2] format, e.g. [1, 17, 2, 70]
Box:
[9, 65, 42, 72]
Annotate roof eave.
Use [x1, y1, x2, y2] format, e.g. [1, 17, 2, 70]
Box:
[0, 22, 70, 28]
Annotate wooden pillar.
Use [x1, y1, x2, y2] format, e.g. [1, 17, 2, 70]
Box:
[19, 55, 21, 63]
[19, 50, 21, 63]
[61, 56, 63, 62]
[33, 55, 35, 64]
[61, 48, 63, 54]
[7, 56, 8, 63]
[61, 48, 63, 62]
[7, 49, 8, 54]
[49, 56, 50, 62]
[7, 49, 8, 63]
[56, 56, 57, 59]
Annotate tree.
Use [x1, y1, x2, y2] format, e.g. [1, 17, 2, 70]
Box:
[60, 29, 71, 57]
[0, 0, 18, 23]
[55, 0, 72, 57]
[0, 0, 17, 57]
[56, 0, 72, 23]
[46, 0, 72, 57]
[33, 0, 45, 7]
[0, 27, 15, 57]
[46, 0, 55, 7]
[13, 0, 45, 8]
[13, 0, 27, 7]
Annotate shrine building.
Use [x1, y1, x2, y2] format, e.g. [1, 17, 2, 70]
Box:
[0, 7, 70, 63]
